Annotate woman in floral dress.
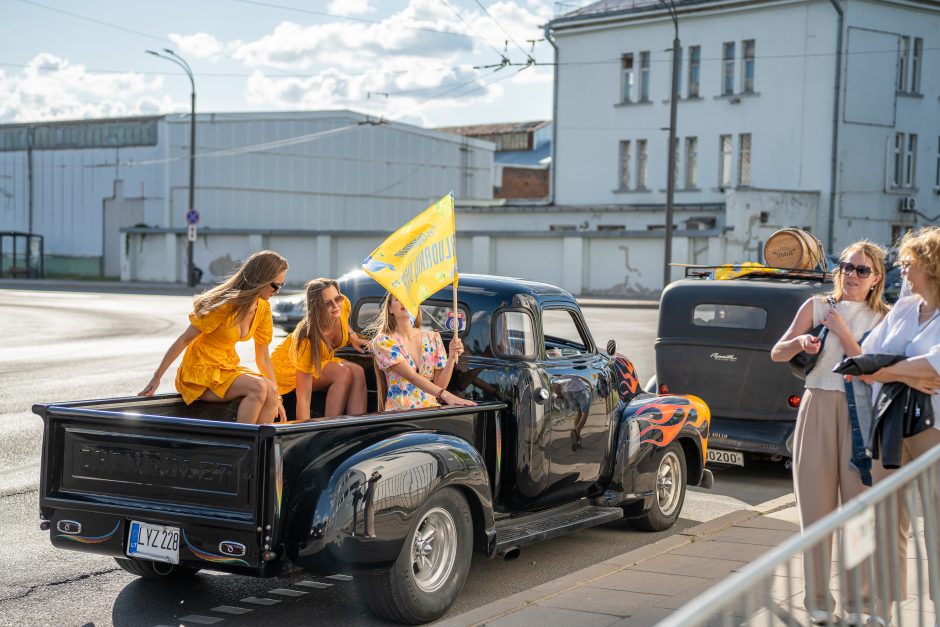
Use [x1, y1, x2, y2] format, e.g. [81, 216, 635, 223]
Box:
[369, 293, 476, 411]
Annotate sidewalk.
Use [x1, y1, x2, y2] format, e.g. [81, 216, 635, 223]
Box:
[441, 495, 933, 626]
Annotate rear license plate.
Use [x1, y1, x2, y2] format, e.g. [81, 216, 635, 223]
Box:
[127, 520, 180, 564]
[706, 449, 744, 467]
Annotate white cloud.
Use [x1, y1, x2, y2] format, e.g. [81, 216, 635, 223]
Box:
[168, 32, 228, 59]
[0, 53, 182, 123]
[327, 0, 376, 17]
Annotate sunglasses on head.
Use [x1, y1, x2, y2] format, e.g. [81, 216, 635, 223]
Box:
[270, 281, 284, 292]
[838, 261, 873, 278]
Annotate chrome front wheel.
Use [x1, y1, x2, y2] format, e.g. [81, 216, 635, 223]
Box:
[411, 507, 458, 593]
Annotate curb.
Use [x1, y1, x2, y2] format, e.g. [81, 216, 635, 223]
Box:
[437, 495, 797, 627]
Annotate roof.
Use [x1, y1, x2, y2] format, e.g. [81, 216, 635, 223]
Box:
[495, 143, 552, 167]
[554, 0, 727, 21]
[435, 120, 551, 137]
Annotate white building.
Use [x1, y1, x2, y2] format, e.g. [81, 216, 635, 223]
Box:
[0, 111, 494, 281]
[540, 0, 940, 290]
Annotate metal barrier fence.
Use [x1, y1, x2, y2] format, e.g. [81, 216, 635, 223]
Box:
[661, 444, 940, 627]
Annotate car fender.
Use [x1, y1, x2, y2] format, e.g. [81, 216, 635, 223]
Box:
[600, 393, 710, 507]
[287, 432, 495, 572]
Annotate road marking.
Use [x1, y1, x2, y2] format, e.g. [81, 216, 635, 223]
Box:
[269, 588, 307, 597]
[240, 596, 281, 606]
[211, 606, 253, 615]
[295, 580, 333, 589]
[326, 574, 353, 581]
[178, 616, 224, 624]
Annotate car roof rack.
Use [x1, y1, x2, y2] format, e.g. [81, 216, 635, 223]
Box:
[681, 264, 832, 283]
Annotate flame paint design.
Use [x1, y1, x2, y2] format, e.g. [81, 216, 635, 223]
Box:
[182, 530, 250, 566]
[56, 521, 121, 544]
[612, 355, 640, 403]
[632, 395, 710, 449]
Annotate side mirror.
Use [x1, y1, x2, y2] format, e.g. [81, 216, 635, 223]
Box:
[606, 339, 616, 355]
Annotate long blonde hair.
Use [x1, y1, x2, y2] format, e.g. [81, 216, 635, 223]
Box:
[293, 278, 340, 376]
[192, 250, 288, 322]
[898, 226, 940, 307]
[830, 240, 890, 315]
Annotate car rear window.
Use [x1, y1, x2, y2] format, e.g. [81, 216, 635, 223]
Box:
[693, 304, 767, 330]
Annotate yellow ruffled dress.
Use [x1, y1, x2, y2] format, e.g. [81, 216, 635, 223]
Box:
[271, 295, 351, 394]
[175, 299, 273, 404]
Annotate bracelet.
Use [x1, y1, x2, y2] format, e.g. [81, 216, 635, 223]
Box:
[435, 388, 446, 404]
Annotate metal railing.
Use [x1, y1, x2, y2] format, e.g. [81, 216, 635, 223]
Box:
[661, 444, 940, 626]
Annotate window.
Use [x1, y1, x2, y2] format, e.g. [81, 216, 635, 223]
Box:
[621, 53, 634, 103]
[742, 40, 756, 93]
[893, 132, 904, 187]
[904, 134, 917, 187]
[693, 304, 767, 330]
[639, 51, 651, 101]
[636, 139, 648, 189]
[719, 134, 733, 188]
[688, 46, 700, 98]
[912, 38, 923, 93]
[738, 133, 752, 187]
[494, 311, 536, 358]
[935, 136, 940, 189]
[685, 136, 698, 188]
[722, 42, 736, 95]
[542, 309, 589, 358]
[618, 140, 631, 189]
[898, 36, 910, 92]
[355, 299, 469, 338]
[672, 137, 680, 184]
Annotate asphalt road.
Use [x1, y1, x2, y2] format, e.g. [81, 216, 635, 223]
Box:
[0, 287, 793, 626]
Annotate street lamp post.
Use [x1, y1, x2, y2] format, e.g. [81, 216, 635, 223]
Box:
[146, 49, 198, 287]
[660, 0, 680, 289]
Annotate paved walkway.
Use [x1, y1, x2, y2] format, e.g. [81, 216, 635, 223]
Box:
[439, 495, 933, 627]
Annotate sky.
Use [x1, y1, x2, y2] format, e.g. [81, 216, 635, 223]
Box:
[0, 0, 559, 128]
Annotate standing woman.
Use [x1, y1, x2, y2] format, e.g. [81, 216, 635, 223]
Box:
[369, 293, 476, 411]
[859, 227, 940, 625]
[271, 278, 370, 420]
[771, 241, 888, 624]
[139, 250, 288, 424]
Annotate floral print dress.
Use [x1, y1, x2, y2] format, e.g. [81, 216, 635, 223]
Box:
[372, 330, 448, 411]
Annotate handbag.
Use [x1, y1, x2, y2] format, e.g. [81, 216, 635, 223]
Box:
[788, 323, 828, 380]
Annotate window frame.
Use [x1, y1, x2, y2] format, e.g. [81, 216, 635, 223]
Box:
[618, 140, 631, 190]
[719, 134, 733, 188]
[539, 305, 596, 360]
[687, 45, 701, 98]
[738, 133, 752, 187]
[492, 307, 538, 360]
[685, 136, 698, 189]
[898, 36, 910, 92]
[722, 41, 736, 96]
[621, 53, 635, 103]
[636, 139, 648, 190]
[742, 39, 756, 94]
[639, 51, 651, 102]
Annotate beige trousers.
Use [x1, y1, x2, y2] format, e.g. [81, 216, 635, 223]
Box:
[792, 388, 870, 612]
[870, 426, 940, 618]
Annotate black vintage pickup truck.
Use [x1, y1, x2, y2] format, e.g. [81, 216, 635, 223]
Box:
[34, 273, 711, 624]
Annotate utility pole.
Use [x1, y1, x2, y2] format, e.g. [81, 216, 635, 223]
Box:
[146, 49, 198, 286]
[661, 0, 680, 289]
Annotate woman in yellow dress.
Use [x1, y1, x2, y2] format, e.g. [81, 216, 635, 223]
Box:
[271, 278, 370, 420]
[138, 250, 288, 424]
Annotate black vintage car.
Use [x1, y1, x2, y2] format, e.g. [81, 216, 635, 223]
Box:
[647, 267, 830, 466]
[34, 273, 711, 624]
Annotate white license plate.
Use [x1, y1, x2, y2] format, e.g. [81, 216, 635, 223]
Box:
[706, 448, 744, 467]
[126, 521, 180, 564]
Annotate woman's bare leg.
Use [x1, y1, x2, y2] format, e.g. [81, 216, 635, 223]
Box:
[199, 374, 269, 424]
[311, 362, 353, 417]
[345, 361, 367, 415]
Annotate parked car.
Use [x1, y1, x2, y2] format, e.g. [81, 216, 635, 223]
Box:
[33, 273, 711, 624]
[647, 266, 830, 467]
[270, 290, 305, 331]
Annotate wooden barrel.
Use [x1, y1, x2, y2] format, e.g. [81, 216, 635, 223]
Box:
[763, 228, 825, 270]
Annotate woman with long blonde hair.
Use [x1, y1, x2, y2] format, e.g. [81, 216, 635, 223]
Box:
[139, 250, 288, 424]
[369, 292, 476, 411]
[270, 278, 370, 420]
[771, 240, 888, 624]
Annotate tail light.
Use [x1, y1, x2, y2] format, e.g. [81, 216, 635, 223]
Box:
[659, 383, 670, 394]
[788, 395, 801, 408]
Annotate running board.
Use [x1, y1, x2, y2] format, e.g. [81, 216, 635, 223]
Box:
[494, 503, 623, 555]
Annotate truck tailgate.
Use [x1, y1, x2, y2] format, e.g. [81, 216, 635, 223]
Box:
[40, 408, 264, 530]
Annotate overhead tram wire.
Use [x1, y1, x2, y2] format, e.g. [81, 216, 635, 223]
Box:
[437, 0, 511, 63]
[471, 0, 535, 62]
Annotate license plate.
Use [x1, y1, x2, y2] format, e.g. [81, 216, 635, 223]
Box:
[126, 521, 180, 564]
[706, 448, 744, 467]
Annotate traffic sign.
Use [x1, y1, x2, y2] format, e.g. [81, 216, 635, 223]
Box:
[186, 209, 200, 225]
[187, 224, 197, 242]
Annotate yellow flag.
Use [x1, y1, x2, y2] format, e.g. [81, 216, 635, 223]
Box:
[361, 193, 458, 317]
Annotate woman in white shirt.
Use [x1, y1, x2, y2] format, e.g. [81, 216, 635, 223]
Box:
[860, 226, 940, 625]
[771, 241, 889, 624]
